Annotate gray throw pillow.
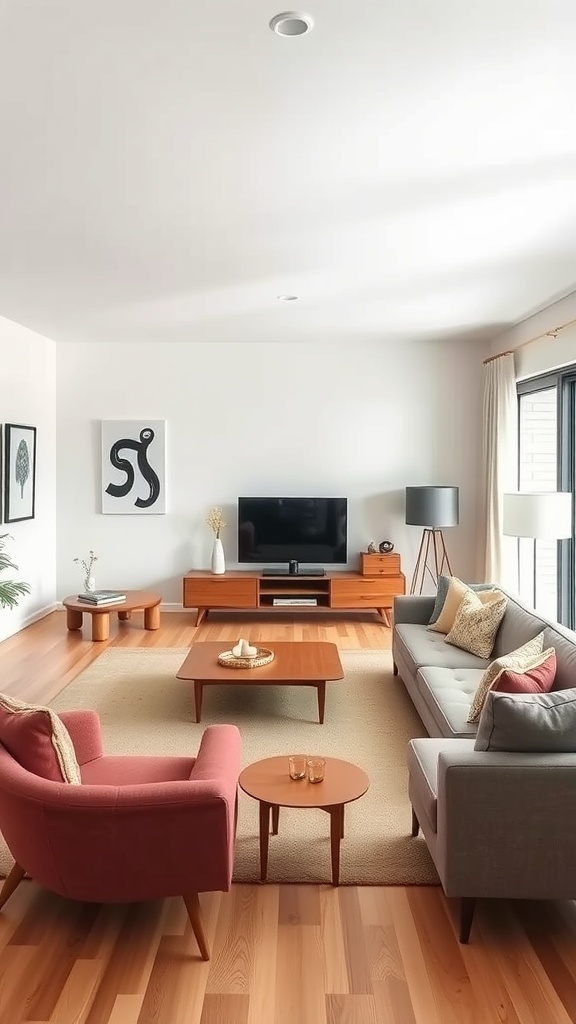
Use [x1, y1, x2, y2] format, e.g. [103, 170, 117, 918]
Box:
[428, 576, 495, 625]
[475, 688, 576, 752]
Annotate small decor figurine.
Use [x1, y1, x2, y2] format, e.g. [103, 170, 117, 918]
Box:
[73, 549, 98, 592]
[379, 540, 394, 553]
[232, 638, 258, 658]
[206, 506, 226, 575]
[367, 541, 377, 554]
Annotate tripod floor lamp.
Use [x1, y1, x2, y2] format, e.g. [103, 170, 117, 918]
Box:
[406, 486, 460, 595]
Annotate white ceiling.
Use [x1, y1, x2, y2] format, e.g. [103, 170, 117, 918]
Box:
[1, 0, 576, 345]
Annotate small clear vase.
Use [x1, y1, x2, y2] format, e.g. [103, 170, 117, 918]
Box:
[84, 575, 96, 592]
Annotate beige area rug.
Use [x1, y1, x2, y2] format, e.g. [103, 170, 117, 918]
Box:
[0, 648, 439, 886]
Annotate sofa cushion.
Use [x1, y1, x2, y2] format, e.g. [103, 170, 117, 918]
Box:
[475, 688, 576, 752]
[445, 589, 507, 659]
[0, 692, 81, 784]
[394, 623, 490, 673]
[467, 632, 546, 723]
[493, 649, 557, 694]
[416, 667, 480, 738]
[428, 576, 495, 626]
[490, 598, 547, 659]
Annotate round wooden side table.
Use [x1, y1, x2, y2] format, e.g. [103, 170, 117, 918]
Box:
[239, 755, 369, 886]
[62, 590, 161, 642]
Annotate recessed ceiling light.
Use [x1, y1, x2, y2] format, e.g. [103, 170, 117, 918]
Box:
[269, 12, 314, 36]
[277, 294, 299, 301]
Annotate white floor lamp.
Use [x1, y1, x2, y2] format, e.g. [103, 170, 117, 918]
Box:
[406, 485, 460, 595]
[503, 491, 572, 611]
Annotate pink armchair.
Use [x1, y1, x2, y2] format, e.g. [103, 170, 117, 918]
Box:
[0, 710, 242, 959]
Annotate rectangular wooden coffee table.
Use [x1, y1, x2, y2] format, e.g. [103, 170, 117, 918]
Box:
[176, 641, 344, 723]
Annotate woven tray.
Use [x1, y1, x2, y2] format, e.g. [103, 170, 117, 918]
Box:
[217, 647, 274, 669]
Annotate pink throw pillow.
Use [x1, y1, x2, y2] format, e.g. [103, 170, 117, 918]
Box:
[0, 694, 81, 783]
[493, 651, 557, 694]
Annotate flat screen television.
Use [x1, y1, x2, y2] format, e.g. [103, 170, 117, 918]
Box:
[238, 497, 347, 569]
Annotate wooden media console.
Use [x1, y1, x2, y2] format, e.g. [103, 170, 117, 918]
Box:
[183, 554, 405, 626]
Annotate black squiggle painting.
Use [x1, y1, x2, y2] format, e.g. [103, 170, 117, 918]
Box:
[102, 420, 166, 514]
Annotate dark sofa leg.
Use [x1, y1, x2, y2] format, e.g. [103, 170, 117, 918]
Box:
[459, 897, 476, 943]
[411, 807, 419, 836]
[393, 662, 398, 676]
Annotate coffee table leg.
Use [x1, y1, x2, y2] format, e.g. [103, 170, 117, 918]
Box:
[317, 681, 326, 724]
[92, 613, 110, 642]
[271, 805, 279, 835]
[144, 604, 160, 630]
[194, 681, 203, 722]
[66, 609, 83, 632]
[259, 801, 271, 882]
[329, 805, 343, 886]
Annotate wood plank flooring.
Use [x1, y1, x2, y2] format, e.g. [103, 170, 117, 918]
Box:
[1, 608, 576, 1022]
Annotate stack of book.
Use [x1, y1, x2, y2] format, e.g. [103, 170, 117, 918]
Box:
[77, 590, 126, 605]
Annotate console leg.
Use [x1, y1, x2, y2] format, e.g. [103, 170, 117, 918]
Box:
[411, 808, 420, 836]
[195, 608, 208, 626]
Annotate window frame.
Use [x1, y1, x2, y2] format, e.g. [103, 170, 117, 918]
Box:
[517, 368, 576, 626]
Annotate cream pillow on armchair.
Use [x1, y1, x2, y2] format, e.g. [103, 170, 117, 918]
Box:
[445, 589, 507, 659]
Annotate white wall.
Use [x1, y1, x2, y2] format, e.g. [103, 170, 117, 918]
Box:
[0, 317, 56, 642]
[56, 339, 485, 603]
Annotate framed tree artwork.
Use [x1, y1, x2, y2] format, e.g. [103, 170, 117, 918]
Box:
[4, 423, 37, 523]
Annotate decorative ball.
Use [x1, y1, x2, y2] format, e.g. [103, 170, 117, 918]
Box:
[379, 540, 394, 553]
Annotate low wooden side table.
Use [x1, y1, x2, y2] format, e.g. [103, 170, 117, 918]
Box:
[239, 755, 369, 886]
[62, 590, 161, 642]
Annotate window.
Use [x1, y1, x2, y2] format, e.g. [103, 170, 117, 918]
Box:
[517, 370, 575, 626]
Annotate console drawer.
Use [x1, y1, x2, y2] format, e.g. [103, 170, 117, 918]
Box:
[360, 552, 401, 575]
[183, 578, 257, 608]
[330, 576, 405, 607]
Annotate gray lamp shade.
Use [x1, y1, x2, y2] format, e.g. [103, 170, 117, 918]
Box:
[405, 486, 459, 528]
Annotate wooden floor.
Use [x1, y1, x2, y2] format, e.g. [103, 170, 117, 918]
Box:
[1, 608, 576, 1023]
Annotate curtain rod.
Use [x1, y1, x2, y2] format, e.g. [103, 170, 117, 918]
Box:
[483, 316, 576, 365]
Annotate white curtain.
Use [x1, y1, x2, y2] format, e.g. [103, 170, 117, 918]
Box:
[482, 353, 518, 585]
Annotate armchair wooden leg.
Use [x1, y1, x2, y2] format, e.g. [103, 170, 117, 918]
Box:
[411, 807, 420, 836]
[459, 897, 476, 944]
[183, 892, 210, 960]
[0, 862, 26, 910]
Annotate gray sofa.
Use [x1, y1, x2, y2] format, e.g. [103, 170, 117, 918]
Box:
[392, 589, 576, 941]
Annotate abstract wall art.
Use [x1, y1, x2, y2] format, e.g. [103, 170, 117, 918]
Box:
[4, 423, 37, 523]
[101, 420, 166, 514]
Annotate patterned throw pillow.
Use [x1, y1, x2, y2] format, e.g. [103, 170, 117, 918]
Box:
[493, 649, 557, 694]
[445, 589, 507, 660]
[467, 631, 546, 723]
[0, 692, 81, 783]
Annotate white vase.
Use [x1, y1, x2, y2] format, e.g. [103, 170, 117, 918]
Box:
[84, 575, 96, 592]
[211, 538, 225, 575]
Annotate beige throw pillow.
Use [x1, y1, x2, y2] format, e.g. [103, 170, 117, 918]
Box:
[467, 631, 546, 723]
[445, 589, 507, 660]
[0, 692, 81, 783]
[428, 576, 496, 635]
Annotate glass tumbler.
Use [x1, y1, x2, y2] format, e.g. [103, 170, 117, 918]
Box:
[307, 757, 326, 783]
[288, 755, 307, 780]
